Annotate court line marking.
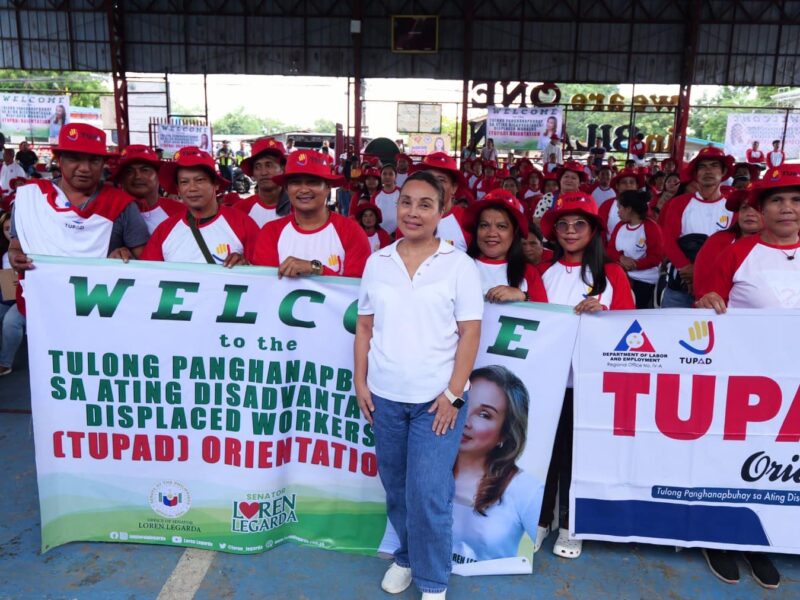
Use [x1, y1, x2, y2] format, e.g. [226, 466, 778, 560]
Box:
[157, 548, 216, 600]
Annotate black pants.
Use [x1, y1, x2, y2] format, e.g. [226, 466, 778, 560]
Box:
[630, 277, 656, 309]
[539, 388, 573, 528]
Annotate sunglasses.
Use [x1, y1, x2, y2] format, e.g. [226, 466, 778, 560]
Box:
[554, 219, 591, 234]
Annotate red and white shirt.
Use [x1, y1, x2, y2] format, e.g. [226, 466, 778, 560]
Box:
[232, 195, 281, 228]
[141, 205, 259, 264]
[540, 260, 634, 310]
[590, 185, 616, 208]
[662, 192, 733, 269]
[138, 197, 185, 234]
[692, 229, 737, 299]
[475, 177, 498, 201]
[14, 180, 132, 258]
[767, 150, 785, 169]
[373, 187, 400, 235]
[607, 219, 664, 284]
[631, 140, 647, 159]
[474, 257, 547, 301]
[598, 198, 621, 240]
[710, 235, 800, 308]
[746, 148, 764, 163]
[252, 211, 371, 277]
[367, 227, 392, 253]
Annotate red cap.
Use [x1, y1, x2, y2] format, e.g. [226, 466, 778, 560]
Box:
[496, 167, 511, 179]
[550, 134, 560, 141]
[352, 202, 383, 225]
[557, 160, 588, 183]
[53, 123, 114, 158]
[240, 137, 287, 176]
[749, 165, 800, 205]
[110, 144, 162, 182]
[725, 187, 756, 212]
[272, 150, 344, 187]
[360, 166, 382, 180]
[610, 168, 646, 190]
[416, 152, 466, 187]
[361, 154, 381, 167]
[733, 161, 763, 182]
[395, 152, 412, 165]
[464, 189, 529, 237]
[158, 146, 230, 194]
[482, 159, 497, 169]
[542, 170, 560, 183]
[541, 191, 603, 240]
[687, 147, 736, 180]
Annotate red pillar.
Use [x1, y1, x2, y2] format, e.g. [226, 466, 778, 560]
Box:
[106, 0, 129, 149]
[672, 0, 700, 166]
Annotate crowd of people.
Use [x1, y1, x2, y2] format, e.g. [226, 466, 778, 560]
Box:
[1, 121, 798, 598]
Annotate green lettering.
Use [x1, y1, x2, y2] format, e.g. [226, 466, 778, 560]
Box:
[278, 290, 325, 328]
[151, 281, 199, 321]
[216, 284, 257, 324]
[70, 276, 134, 317]
[486, 316, 540, 359]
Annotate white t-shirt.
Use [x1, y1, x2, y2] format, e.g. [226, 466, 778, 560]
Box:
[373, 187, 400, 235]
[611, 222, 659, 284]
[0, 161, 25, 197]
[395, 172, 409, 188]
[592, 186, 616, 207]
[452, 470, 541, 563]
[358, 240, 483, 404]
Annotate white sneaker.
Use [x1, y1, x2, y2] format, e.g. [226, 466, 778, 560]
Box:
[381, 563, 412, 594]
[553, 528, 582, 559]
[421, 592, 446, 600]
[533, 524, 551, 553]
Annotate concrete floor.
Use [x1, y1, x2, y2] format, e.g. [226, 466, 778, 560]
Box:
[2, 366, 800, 600]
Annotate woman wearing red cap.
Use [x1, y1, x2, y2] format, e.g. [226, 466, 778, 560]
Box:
[463, 189, 547, 303]
[373, 164, 400, 236]
[355, 171, 483, 599]
[353, 202, 391, 253]
[252, 151, 370, 277]
[141, 146, 259, 266]
[531, 161, 585, 224]
[692, 189, 763, 300]
[235, 137, 290, 227]
[697, 166, 800, 312]
[475, 161, 499, 201]
[606, 190, 665, 308]
[537, 191, 634, 559]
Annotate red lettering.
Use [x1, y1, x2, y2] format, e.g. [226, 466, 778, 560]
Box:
[724, 376, 782, 441]
[243, 438, 254, 468]
[224, 437, 241, 466]
[66, 431, 85, 458]
[777, 386, 800, 442]
[276, 438, 292, 466]
[53, 431, 65, 458]
[258, 440, 274, 467]
[330, 441, 347, 468]
[154, 435, 174, 461]
[88, 432, 108, 459]
[202, 435, 220, 463]
[131, 434, 152, 461]
[655, 374, 715, 440]
[311, 439, 330, 466]
[362, 452, 378, 476]
[296, 436, 312, 462]
[603, 372, 650, 436]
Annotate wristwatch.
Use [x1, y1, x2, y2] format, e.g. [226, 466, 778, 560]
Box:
[310, 260, 323, 276]
[443, 388, 465, 409]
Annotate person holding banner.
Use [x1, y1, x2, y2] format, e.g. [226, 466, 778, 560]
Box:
[537, 192, 634, 558]
[463, 189, 547, 303]
[111, 145, 183, 234]
[141, 146, 257, 266]
[451, 365, 540, 563]
[697, 165, 800, 312]
[236, 137, 291, 227]
[355, 171, 483, 599]
[252, 151, 370, 277]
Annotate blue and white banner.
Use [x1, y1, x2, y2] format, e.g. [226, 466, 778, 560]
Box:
[572, 309, 800, 554]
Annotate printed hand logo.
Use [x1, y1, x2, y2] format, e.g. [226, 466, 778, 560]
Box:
[679, 320, 715, 355]
[716, 215, 729, 229]
[636, 236, 646, 249]
[327, 254, 342, 274]
[212, 243, 232, 263]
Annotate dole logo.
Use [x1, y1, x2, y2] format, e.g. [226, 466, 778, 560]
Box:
[679, 320, 715, 355]
[614, 320, 655, 353]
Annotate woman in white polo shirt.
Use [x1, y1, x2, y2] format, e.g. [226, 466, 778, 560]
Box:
[355, 170, 483, 600]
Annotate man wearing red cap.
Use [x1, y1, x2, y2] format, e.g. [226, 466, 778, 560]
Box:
[8, 123, 149, 268]
[252, 151, 370, 277]
[112, 145, 183, 234]
[141, 146, 258, 266]
[235, 137, 291, 227]
[413, 152, 472, 251]
[660, 147, 734, 307]
[395, 153, 411, 188]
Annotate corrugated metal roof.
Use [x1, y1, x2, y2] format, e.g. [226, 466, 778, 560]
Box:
[0, 0, 798, 85]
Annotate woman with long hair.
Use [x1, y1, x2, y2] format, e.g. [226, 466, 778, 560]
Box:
[536, 192, 634, 559]
[451, 365, 540, 563]
[48, 104, 68, 141]
[464, 189, 546, 303]
[651, 171, 681, 220]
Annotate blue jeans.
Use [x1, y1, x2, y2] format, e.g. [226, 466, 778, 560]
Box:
[372, 393, 467, 594]
[0, 304, 25, 368]
[661, 287, 694, 308]
[337, 189, 352, 216]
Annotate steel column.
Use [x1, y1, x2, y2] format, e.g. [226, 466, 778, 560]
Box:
[672, 0, 701, 165]
[106, 0, 129, 149]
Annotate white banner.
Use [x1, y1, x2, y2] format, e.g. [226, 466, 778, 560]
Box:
[572, 309, 800, 554]
[0, 93, 70, 141]
[486, 107, 562, 151]
[24, 256, 576, 574]
[157, 124, 213, 157]
[724, 112, 800, 163]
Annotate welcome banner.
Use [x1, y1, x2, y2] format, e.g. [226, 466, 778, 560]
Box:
[24, 257, 575, 574]
[572, 310, 800, 554]
[486, 106, 562, 151]
[156, 124, 214, 157]
[0, 93, 70, 141]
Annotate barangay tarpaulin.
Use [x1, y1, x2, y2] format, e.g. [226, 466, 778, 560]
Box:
[572, 310, 800, 555]
[24, 257, 576, 575]
[486, 106, 562, 151]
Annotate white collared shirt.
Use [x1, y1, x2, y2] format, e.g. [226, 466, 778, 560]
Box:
[358, 239, 483, 404]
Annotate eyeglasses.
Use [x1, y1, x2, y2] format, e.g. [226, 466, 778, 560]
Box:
[554, 219, 590, 234]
